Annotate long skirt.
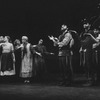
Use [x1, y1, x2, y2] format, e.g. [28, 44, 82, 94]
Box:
[20, 54, 33, 78]
[33, 55, 46, 77]
[0, 53, 15, 76]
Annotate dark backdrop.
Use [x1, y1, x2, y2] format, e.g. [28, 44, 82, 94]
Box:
[0, 0, 99, 41]
[0, 0, 99, 74]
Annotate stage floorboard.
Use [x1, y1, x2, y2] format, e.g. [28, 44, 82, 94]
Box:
[0, 81, 100, 100]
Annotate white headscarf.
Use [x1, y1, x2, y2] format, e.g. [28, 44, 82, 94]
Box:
[22, 36, 28, 41]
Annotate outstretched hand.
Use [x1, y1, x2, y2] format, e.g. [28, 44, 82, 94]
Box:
[48, 35, 54, 41]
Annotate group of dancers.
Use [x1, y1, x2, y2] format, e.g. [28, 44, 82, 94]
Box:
[0, 23, 100, 86]
[0, 35, 51, 83]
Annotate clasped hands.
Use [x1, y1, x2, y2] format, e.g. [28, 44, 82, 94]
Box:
[48, 35, 58, 42]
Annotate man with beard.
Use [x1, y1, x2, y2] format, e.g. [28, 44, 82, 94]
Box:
[49, 24, 74, 86]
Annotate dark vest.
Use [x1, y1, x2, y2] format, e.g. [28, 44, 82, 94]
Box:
[81, 30, 96, 50]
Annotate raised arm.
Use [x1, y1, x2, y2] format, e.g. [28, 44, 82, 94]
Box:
[48, 35, 59, 46]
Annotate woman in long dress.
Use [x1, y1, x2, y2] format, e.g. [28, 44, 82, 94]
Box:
[20, 36, 33, 83]
[14, 39, 22, 81]
[33, 39, 53, 81]
[0, 36, 15, 76]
